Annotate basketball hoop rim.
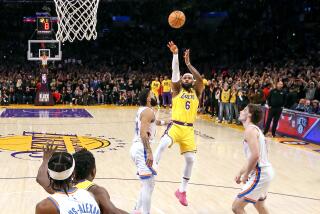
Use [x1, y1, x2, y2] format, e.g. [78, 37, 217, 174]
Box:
[41, 55, 48, 66]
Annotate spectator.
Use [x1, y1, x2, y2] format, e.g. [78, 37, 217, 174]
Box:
[218, 82, 231, 123]
[311, 100, 319, 114]
[304, 100, 313, 114]
[52, 89, 62, 104]
[264, 81, 286, 137]
[96, 87, 104, 104]
[24, 86, 34, 104]
[293, 99, 306, 112]
[210, 79, 220, 118]
[161, 75, 172, 108]
[248, 82, 264, 104]
[236, 89, 249, 112]
[229, 85, 239, 124]
[285, 87, 298, 109]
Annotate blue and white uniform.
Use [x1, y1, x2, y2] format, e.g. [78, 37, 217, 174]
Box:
[237, 124, 275, 203]
[48, 188, 100, 214]
[130, 107, 157, 179]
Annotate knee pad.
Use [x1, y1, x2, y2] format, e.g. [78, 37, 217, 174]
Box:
[159, 134, 172, 149]
[184, 152, 195, 164]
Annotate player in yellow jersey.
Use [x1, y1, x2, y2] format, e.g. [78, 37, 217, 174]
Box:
[151, 77, 161, 106]
[154, 41, 204, 206]
[37, 144, 128, 214]
[161, 75, 172, 107]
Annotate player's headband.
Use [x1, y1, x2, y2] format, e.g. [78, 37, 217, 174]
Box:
[48, 158, 75, 181]
[182, 73, 194, 80]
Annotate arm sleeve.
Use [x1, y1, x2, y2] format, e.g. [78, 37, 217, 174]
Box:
[172, 54, 180, 83]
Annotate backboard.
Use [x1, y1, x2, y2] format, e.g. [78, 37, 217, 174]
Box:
[27, 40, 62, 61]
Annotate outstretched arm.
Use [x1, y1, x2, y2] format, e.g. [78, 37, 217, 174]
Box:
[184, 49, 204, 98]
[36, 142, 57, 194]
[167, 41, 181, 97]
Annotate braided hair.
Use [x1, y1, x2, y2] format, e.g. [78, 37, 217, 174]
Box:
[48, 152, 74, 195]
[72, 149, 96, 181]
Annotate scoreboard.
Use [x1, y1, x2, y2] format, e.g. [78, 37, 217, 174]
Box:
[37, 17, 51, 33]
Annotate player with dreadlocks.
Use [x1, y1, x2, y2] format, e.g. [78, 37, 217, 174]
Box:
[36, 144, 128, 214]
[35, 151, 101, 214]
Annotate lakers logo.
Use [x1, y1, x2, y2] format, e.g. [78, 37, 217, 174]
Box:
[0, 131, 111, 160]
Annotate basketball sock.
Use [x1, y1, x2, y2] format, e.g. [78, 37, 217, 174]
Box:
[179, 152, 195, 192]
[179, 177, 190, 193]
[134, 191, 143, 211]
[154, 134, 171, 166]
[140, 177, 155, 214]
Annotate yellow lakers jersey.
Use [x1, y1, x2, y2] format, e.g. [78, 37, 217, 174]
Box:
[203, 78, 208, 86]
[151, 81, 160, 92]
[162, 80, 171, 92]
[221, 89, 231, 103]
[172, 88, 199, 123]
[76, 180, 95, 190]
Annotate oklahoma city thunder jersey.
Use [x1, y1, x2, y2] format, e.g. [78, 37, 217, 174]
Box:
[48, 188, 100, 214]
[172, 88, 199, 124]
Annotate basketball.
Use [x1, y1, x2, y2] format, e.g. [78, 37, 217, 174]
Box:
[168, 10, 186, 29]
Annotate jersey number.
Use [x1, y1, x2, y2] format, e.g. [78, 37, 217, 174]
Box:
[185, 101, 190, 110]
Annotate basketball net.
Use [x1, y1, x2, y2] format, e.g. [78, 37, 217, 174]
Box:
[54, 0, 100, 42]
[41, 55, 48, 67]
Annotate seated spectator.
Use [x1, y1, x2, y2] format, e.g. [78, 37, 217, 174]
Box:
[311, 100, 319, 114]
[52, 90, 62, 104]
[0, 90, 9, 106]
[304, 100, 313, 114]
[96, 87, 104, 104]
[293, 99, 306, 112]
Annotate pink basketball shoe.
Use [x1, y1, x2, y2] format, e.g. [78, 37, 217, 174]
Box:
[175, 189, 188, 206]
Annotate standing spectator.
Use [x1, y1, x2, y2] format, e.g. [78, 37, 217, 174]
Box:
[218, 82, 231, 123]
[204, 80, 212, 114]
[248, 82, 264, 104]
[151, 77, 161, 106]
[161, 75, 172, 108]
[200, 74, 208, 112]
[300, 79, 316, 100]
[264, 81, 286, 137]
[262, 83, 272, 104]
[0, 89, 9, 105]
[285, 87, 298, 109]
[8, 86, 15, 103]
[236, 89, 249, 112]
[24, 86, 34, 104]
[229, 85, 239, 124]
[209, 80, 219, 118]
[158, 76, 164, 106]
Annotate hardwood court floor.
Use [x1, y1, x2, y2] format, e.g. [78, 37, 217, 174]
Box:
[0, 106, 319, 214]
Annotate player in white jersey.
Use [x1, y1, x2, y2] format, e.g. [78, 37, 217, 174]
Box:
[130, 88, 167, 214]
[232, 104, 274, 214]
[36, 152, 101, 214]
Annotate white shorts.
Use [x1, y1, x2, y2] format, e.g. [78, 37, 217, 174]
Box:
[237, 165, 274, 203]
[130, 142, 157, 180]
